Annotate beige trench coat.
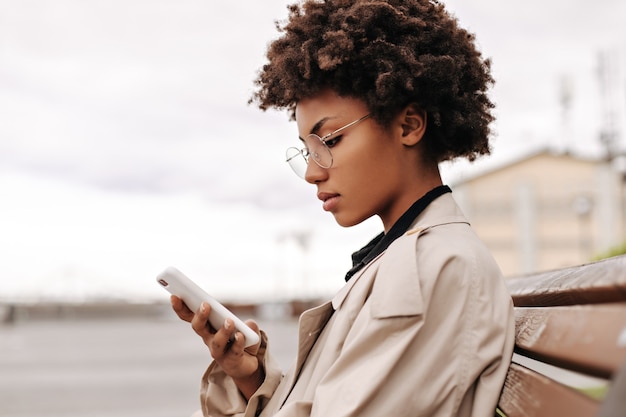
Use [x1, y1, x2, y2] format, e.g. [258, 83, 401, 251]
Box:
[195, 193, 515, 417]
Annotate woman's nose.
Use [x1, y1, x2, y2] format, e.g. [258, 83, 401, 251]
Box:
[304, 160, 328, 184]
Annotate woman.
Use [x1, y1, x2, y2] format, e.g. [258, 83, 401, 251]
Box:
[173, 1, 515, 416]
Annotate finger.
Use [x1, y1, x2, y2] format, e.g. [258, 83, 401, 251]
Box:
[191, 302, 216, 338]
[210, 318, 237, 357]
[171, 295, 194, 322]
[244, 320, 260, 334]
[225, 331, 247, 359]
[243, 320, 262, 353]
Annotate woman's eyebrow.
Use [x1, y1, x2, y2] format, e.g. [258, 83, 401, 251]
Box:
[310, 117, 332, 135]
[297, 116, 336, 141]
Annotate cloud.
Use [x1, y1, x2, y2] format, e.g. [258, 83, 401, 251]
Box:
[1, 0, 626, 300]
[3, 0, 626, 197]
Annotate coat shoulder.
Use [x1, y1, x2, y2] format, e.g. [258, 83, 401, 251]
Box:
[369, 221, 501, 320]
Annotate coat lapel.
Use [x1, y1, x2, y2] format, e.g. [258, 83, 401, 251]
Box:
[276, 301, 334, 408]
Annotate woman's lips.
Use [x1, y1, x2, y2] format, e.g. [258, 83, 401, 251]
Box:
[318, 192, 340, 212]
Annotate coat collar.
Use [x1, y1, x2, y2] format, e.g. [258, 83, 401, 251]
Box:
[332, 193, 469, 311]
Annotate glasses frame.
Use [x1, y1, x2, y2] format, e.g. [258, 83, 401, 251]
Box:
[286, 113, 371, 178]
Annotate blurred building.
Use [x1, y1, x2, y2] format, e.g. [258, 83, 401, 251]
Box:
[452, 149, 626, 277]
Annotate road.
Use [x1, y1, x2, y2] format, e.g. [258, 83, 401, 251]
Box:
[0, 307, 298, 417]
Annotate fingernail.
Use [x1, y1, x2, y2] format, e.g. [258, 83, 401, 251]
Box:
[224, 319, 232, 330]
[201, 303, 207, 313]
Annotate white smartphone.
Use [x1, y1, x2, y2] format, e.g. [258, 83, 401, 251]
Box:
[156, 266, 260, 348]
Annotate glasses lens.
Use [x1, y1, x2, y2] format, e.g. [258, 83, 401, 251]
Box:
[286, 147, 307, 178]
[306, 135, 332, 169]
[285, 136, 333, 179]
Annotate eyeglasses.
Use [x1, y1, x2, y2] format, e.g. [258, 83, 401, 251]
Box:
[285, 113, 371, 178]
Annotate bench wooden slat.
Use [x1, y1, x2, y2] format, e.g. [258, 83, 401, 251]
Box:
[500, 255, 626, 415]
[498, 363, 599, 417]
[514, 303, 626, 379]
[507, 255, 626, 307]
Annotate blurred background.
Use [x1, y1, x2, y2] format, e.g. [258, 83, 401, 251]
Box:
[1, 0, 625, 415]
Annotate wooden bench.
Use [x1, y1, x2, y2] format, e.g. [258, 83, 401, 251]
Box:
[496, 254, 626, 417]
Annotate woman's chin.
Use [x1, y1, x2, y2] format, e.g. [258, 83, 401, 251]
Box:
[332, 213, 370, 228]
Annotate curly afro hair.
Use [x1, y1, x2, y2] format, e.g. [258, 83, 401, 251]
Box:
[250, 0, 495, 162]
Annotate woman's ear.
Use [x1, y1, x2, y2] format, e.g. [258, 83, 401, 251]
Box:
[400, 103, 427, 146]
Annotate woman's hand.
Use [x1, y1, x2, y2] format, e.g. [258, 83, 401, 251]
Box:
[171, 295, 264, 399]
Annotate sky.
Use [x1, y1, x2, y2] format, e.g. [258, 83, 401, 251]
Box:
[1, 0, 626, 303]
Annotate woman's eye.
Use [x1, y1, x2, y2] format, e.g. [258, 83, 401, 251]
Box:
[324, 136, 342, 148]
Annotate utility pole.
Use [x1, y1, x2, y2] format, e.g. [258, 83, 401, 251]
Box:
[597, 50, 620, 161]
[558, 74, 574, 154]
[596, 49, 625, 243]
[277, 230, 312, 300]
